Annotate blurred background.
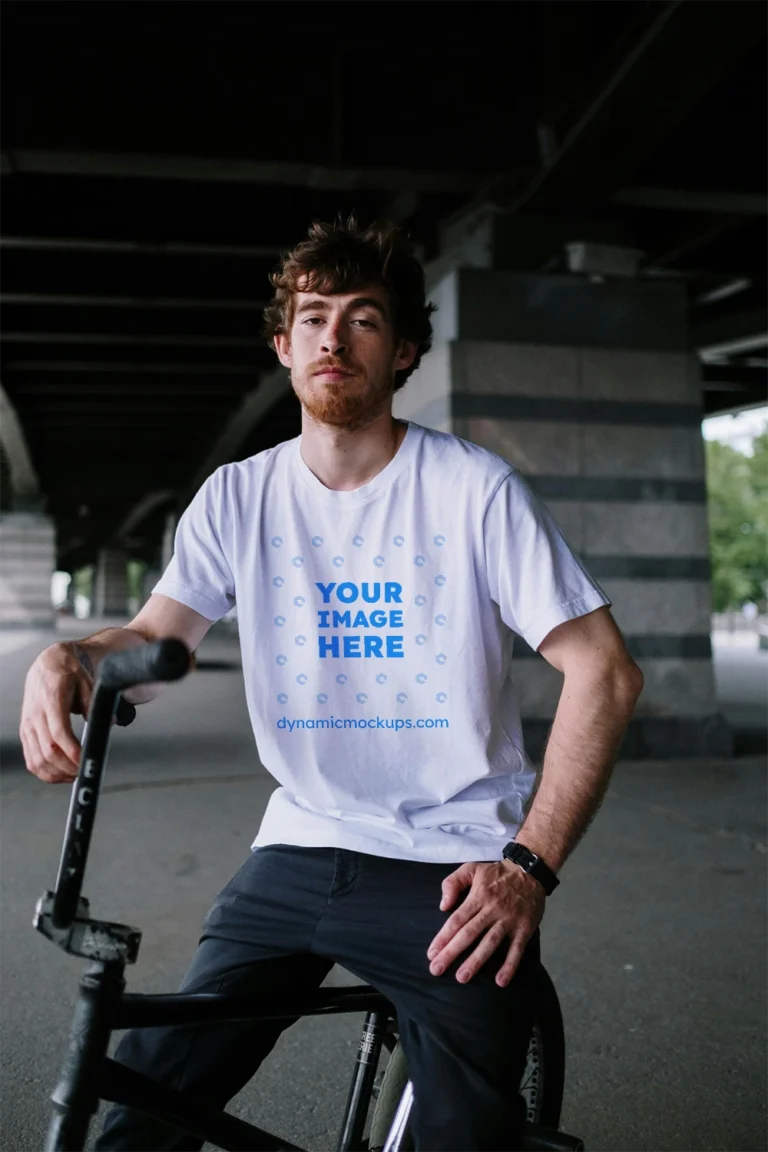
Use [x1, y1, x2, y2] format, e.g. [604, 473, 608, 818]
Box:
[1, 3, 766, 1151]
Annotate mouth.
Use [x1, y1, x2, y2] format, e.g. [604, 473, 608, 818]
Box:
[313, 369, 355, 380]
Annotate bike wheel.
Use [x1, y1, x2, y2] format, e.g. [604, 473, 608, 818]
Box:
[368, 964, 566, 1150]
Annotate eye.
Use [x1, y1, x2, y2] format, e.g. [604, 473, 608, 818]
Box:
[353, 319, 375, 328]
[302, 317, 323, 325]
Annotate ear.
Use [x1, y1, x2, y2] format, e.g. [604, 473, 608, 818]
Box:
[394, 339, 418, 374]
[274, 332, 292, 369]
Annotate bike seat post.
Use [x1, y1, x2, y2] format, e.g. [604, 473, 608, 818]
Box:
[336, 1010, 388, 1152]
[45, 959, 126, 1152]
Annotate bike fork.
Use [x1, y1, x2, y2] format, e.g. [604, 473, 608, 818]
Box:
[45, 960, 125, 1152]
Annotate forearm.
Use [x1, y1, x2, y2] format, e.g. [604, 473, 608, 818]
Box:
[515, 667, 642, 873]
[58, 625, 161, 704]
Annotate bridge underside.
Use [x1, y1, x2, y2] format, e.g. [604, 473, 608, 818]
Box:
[0, 0, 765, 573]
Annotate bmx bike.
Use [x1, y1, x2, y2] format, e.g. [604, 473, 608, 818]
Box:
[34, 639, 585, 1152]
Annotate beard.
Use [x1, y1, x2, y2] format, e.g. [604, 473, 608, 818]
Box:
[292, 359, 395, 431]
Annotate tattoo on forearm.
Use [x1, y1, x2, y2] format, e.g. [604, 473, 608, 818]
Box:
[71, 643, 94, 678]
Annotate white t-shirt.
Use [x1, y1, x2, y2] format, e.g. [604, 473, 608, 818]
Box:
[154, 422, 611, 863]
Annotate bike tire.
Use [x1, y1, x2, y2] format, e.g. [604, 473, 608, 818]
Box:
[368, 964, 566, 1151]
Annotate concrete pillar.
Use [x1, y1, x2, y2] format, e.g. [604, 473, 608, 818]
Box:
[395, 258, 730, 759]
[0, 512, 56, 629]
[161, 511, 176, 571]
[92, 548, 129, 618]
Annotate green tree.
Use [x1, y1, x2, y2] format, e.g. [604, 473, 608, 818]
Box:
[705, 432, 768, 611]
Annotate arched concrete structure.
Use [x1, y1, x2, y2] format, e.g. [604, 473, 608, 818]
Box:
[0, 381, 41, 506]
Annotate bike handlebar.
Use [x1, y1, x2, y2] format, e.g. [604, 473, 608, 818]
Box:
[51, 639, 192, 930]
[100, 638, 191, 691]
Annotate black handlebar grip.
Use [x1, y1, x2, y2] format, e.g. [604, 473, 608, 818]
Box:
[115, 697, 137, 727]
[99, 638, 191, 691]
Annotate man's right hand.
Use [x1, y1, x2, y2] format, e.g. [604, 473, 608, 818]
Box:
[20, 643, 91, 783]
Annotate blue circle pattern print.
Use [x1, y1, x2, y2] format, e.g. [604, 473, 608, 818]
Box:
[268, 532, 450, 722]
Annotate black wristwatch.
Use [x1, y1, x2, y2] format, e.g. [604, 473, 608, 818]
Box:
[502, 842, 560, 896]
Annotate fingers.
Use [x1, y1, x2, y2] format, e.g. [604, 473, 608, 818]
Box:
[20, 646, 88, 783]
[48, 706, 83, 769]
[37, 712, 80, 782]
[440, 862, 475, 911]
[456, 923, 508, 984]
[21, 719, 76, 784]
[494, 934, 529, 988]
[429, 908, 491, 976]
[427, 861, 544, 985]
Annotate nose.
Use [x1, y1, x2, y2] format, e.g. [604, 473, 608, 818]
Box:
[320, 321, 348, 357]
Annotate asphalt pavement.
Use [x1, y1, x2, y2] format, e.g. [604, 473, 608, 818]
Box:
[1, 621, 765, 1152]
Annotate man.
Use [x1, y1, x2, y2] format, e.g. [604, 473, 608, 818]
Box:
[21, 216, 644, 1150]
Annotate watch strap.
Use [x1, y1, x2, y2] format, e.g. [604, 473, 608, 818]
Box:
[502, 841, 560, 895]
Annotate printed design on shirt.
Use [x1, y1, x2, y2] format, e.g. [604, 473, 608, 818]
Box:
[271, 531, 450, 718]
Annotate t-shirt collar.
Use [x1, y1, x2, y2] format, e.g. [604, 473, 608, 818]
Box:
[294, 421, 418, 507]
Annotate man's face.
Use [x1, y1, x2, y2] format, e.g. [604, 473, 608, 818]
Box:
[274, 285, 416, 430]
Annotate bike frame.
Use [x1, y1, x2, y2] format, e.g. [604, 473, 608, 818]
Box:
[35, 643, 584, 1152]
[35, 644, 406, 1152]
[43, 956, 400, 1152]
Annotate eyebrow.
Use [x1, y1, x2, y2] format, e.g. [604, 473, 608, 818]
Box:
[295, 296, 388, 319]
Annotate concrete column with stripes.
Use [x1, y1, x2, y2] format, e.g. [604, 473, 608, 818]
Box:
[0, 512, 56, 629]
[92, 548, 130, 618]
[394, 267, 730, 758]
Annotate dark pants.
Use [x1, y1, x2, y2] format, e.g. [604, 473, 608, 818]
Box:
[97, 845, 540, 1151]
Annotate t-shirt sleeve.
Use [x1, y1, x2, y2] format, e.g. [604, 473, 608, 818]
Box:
[483, 470, 611, 651]
[152, 468, 236, 622]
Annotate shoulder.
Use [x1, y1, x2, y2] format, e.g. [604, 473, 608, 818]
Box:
[409, 423, 516, 496]
[199, 438, 297, 501]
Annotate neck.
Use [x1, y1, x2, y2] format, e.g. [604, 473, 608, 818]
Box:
[299, 408, 407, 491]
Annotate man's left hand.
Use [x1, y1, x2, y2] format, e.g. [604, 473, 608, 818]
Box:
[426, 861, 546, 988]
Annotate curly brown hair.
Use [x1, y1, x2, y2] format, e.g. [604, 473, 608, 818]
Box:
[262, 215, 437, 393]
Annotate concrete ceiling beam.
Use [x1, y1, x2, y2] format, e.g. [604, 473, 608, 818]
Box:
[0, 149, 492, 194]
